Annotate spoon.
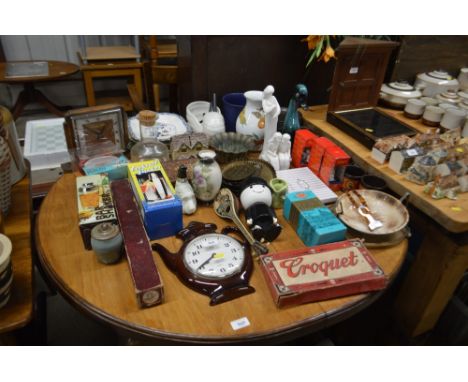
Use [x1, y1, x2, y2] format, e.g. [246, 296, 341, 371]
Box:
[213, 188, 269, 258]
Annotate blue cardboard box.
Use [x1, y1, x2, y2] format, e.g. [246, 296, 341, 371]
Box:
[128, 159, 183, 240]
[284, 190, 346, 246]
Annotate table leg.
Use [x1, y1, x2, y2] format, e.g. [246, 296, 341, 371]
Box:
[11, 83, 65, 119]
[393, 222, 468, 337]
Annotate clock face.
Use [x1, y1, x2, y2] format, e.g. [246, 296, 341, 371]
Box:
[70, 108, 124, 157]
[183, 233, 245, 279]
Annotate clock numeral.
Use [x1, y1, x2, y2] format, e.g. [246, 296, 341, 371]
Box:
[196, 244, 202, 249]
[228, 263, 234, 268]
[231, 248, 237, 253]
[220, 268, 226, 273]
[199, 265, 205, 271]
[224, 243, 230, 247]
[233, 256, 238, 261]
[191, 258, 199, 264]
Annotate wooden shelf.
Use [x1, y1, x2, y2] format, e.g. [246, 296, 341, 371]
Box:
[80, 46, 140, 62]
[0, 174, 33, 334]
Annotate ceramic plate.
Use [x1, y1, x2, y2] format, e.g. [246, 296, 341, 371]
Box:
[128, 113, 191, 142]
[335, 190, 409, 237]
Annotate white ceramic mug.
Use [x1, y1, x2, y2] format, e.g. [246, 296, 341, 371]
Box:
[422, 106, 444, 126]
[404, 98, 426, 118]
[440, 108, 466, 130]
[438, 103, 459, 112]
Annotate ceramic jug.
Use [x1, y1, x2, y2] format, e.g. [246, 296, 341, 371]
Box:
[236, 91, 265, 143]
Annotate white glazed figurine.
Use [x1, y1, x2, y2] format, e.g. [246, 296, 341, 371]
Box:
[175, 165, 197, 214]
[261, 85, 281, 158]
[260, 132, 291, 171]
[278, 133, 292, 170]
[240, 181, 273, 210]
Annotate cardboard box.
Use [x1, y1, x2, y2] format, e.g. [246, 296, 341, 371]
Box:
[111, 179, 164, 308]
[291, 129, 319, 168]
[283, 190, 346, 246]
[307, 137, 333, 175]
[319, 145, 350, 191]
[76, 174, 117, 250]
[259, 239, 387, 308]
[127, 159, 183, 240]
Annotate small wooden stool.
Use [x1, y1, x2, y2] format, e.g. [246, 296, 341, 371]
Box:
[79, 48, 144, 112]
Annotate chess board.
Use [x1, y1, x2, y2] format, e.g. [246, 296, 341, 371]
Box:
[24, 118, 70, 185]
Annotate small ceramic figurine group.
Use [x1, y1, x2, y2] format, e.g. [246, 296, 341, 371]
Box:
[259, 85, 292, 171]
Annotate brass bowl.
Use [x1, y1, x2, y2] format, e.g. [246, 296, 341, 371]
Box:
[209, 132, 255, 164]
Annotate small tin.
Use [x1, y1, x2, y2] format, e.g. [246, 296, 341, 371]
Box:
[91, 223, 123, 265]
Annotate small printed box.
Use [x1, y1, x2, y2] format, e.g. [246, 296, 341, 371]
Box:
[128, 159, 183, 240]
[307, 137, 333, 175]
[283, 190, 346, 246]
[291, 129, 319, 168]
[76, 174, 117, 250]
[259, 239, 387, 308]
[319, 145, 350, 191]
[388, 147, 425, 174]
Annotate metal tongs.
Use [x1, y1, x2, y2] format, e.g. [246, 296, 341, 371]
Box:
[346, 190, 383, 231]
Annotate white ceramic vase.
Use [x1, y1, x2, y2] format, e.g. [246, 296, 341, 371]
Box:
[192, 150, 222, 202]
[236, 91, 265, 142]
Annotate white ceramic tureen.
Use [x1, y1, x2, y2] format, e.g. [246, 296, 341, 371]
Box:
[414, 70, 460, 97]
[380, 81, 422, 109]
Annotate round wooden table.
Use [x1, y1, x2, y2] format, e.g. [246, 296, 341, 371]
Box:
[36, 174, 407, 344]
[0, 60, 79, 119]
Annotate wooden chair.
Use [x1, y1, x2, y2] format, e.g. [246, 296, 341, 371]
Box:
[140, 36, 178, 112]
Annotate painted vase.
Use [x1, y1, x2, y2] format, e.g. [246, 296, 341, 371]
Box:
[192, 150, 222, 203]
[236, 90, 265, 143]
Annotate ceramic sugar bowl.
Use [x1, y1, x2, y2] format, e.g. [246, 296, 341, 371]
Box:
[414, 70, 459, 97]
[91, 222, 123, 264]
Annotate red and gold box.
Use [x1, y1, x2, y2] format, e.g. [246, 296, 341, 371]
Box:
[259, 239, 386, 308]
[307, 137, 333, 175]
[319, 145, 350, 191]
[291, 129, 319, 168]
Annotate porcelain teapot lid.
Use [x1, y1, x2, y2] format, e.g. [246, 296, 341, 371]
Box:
[388, 80, 415, 91]
[439, 89, 460, 100]
[427, 70, 453, 80]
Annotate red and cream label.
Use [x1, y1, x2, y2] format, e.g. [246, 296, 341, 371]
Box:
[273, 247, 373, 286]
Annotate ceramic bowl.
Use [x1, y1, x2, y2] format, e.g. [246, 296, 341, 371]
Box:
[380, 81, 422, 109]
[335, 190, 409, 243]
[186, 101, 221, 133]
[436, 89, 461, 104]
[209, 132, 255, 164]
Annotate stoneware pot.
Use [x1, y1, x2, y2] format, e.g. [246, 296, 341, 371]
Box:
[414, 70, 460, 97]
[236, 90, 265, 143]
[380, 81, 422, 109]
[458, 68, 468, 91]
[436, 89, 461, 105]
[91, 222, 123, 265]
[404, 98, 426, 119]
[440, 108, 466, 131]
[422, 106, 444, 127]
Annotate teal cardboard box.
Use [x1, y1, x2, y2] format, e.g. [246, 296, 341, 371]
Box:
[284, 190, 346, 246]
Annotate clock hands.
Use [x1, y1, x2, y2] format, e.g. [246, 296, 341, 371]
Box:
[197, 252, 224, 270]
